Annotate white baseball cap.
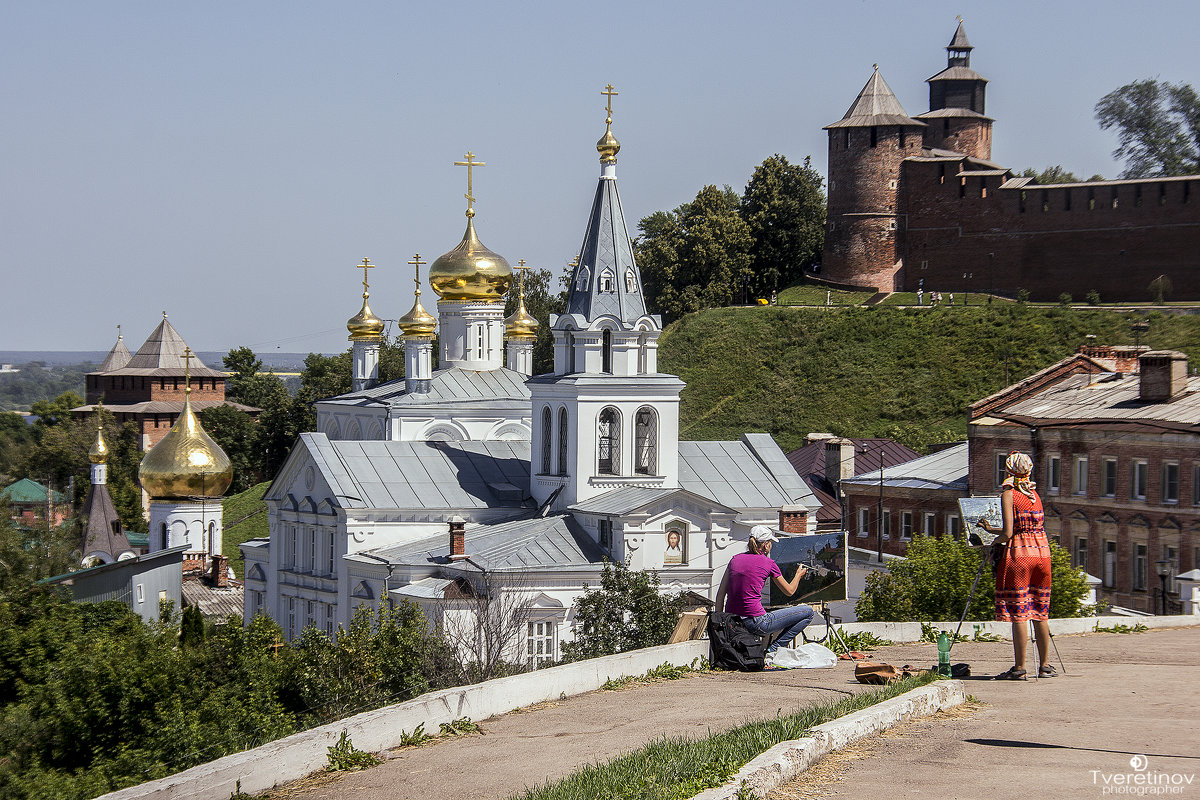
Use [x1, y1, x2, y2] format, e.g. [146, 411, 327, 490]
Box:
[750, 525, 779, 543]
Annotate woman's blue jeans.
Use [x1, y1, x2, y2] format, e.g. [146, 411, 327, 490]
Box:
[742, 605, 815, 652]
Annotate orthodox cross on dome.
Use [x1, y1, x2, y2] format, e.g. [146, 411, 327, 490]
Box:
[515, 258, 530, 293]
[602, 83, 618, 123]
[182, 347, 194, 394]
[453, 151, 485, 218]
[408, 253, 427, 297]
[357, 258, 374, 297]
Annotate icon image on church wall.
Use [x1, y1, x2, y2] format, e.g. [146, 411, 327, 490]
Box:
[663, 526, 686, 565]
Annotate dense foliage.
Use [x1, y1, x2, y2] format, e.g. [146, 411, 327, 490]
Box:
[635, 156, 825, 320]
[0, 363, 89, 413]
[1096, 79, 1200, 178]
[0, 594, 456, 800]
[854, 534, 1090, 622]
[660, 304, 1200, 453]
[561, 560, 686, 661]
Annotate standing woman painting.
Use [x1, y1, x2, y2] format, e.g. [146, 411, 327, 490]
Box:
[982, 450, 1055, 680]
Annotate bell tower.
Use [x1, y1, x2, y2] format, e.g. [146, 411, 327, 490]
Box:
[528, 85, 683, 509]
[916, 18, 993, 160]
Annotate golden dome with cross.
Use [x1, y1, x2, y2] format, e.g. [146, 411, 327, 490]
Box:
[428, 151, 513, 302]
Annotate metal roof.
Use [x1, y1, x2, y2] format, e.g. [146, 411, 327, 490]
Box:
[1, 478, 68, 504]
[927, 65, 988, 83]
[568, 487, 677, 515]
[392, 576, 456, 599]
[947, 20, 972, 50]
[289, 433, 533, 511]
[786, 437, 920, 480]
[678, 434, 817, 511]
[563, 170, 648, 324]
[824, 69, 925, 130]
[372, 514, 604, 571]
[915, 107, 992, 120]
[81, 480, 130, 559]
[995, 373, 1200, 431]
[98, 335, 132, 372]
[842, 442, 969, 491]
[99, 316, 224, 378]
[321, 366, 530, 408]
[72, 400, 259, 415]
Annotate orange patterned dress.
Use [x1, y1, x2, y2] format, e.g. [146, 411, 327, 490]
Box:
[994, 487, 1052, 622]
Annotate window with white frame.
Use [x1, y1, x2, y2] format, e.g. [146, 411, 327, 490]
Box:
[597, 408, 620, 474]
[1162, 462, 1179, 503]
[1163, 545, 1179, 593]
[634, 407, 657, 475]
[325, 603, 336, 636]
[598, 518, 613, 550]
[526, 620, 556, 668]
[540, 406, 552, 474]
[307, 529, 317, 572]
[947, 514, 961, 537]
[307, 600, 316, 629]
[994, 453, 1007, 488]
[328, 532, 336, 575]
[900, 511, 914, 539]
[1132, 460, 1149, 501]
[288, 597, 297, 638]
[858, 508, 870, 537]
[1132, 544, 1147, 590]
[1102, 458, 1118, 497]
[557, 408, 569, 476]
[1047, 455, 1061, 494]
[923, 512, 936, 536]
[1074, 457, 1089, 496]
[136, 583, 145, 604]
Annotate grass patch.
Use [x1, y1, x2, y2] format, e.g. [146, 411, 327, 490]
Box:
[223, 481, 270, 581]
[1093, 621, 1149, 634]
[776, 282, 873, 306]
[510, 672, 940, 800]
[602, 660, 708, 690]
[825, 630, 893, 654]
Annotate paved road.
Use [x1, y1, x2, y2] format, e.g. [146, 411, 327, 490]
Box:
[278, 627, 1199, 800]
[771, 627, 1200, 800]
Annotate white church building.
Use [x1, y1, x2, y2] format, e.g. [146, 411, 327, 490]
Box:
[242, 96, 816, 664]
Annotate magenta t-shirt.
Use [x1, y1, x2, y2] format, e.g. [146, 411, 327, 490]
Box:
[724, 553, 781, 617]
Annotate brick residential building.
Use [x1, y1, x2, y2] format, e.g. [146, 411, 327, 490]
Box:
[822, 21, 1200, 300]
[839, 442, 968, 559]
[969, 346, 1198, 613]
[73, 314, 258, 451]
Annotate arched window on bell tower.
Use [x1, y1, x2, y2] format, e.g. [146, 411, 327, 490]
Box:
[160, 522, 168, 551]
[634, 407, 657, 475]
[541, 406, 552, 474]
[602, 329, 613, 373]
[567, 331, 577, 373]
[597, 407, 621, 475]
[557, 407, 569, 475]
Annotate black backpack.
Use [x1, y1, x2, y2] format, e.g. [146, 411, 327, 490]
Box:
[707, 611, 766, 672]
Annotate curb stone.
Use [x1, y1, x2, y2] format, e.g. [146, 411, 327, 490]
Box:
[688, 680, 967, 800]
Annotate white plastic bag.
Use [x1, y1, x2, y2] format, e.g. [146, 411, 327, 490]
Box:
[768, 642, 838, 669]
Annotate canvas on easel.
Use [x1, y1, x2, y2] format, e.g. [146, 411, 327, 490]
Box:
[767, 531, 848, 607]
[958, 496, 1002, 546]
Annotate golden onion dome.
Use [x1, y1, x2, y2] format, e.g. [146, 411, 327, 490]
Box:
[138, 394, 233, 499]
[347, 295, 385, 341]
[88, 423, 109, 465]
[504, 299, 539, 340]
[398, 295, 437, 338]
[428, 217, 513, 302]
[597, 125, 621, 162]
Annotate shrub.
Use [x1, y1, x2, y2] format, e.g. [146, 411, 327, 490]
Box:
[1058, 293, 1073, 307]
[561, 560, 685, 661]
[1086, 289, 1101, 306]
[856, 534, 1089, 622]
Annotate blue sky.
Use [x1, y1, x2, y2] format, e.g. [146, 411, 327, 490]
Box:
[3, 1, 1197, 354]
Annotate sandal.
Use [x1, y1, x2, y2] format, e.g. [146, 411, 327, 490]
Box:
[995, 666, 1027, 681]
[1038, 664, 1058, 678]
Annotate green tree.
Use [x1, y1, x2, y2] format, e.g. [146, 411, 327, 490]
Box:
[635, 186, 753, 320]
[1095, 79, 1200, 177]
[740, 154, 825, 294]
[1020, 166, 1080, 183]
[855, 534, 1089, 622]
[561, 560, 685, 661]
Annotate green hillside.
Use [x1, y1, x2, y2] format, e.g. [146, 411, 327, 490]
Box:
[222, 481, 269, 580]
[659, 305, 1200, 453]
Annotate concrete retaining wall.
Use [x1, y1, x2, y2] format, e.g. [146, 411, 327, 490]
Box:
[97, 640, 709, 800]
[691, 680, 967, 800]
[807, 613, 1199, 644]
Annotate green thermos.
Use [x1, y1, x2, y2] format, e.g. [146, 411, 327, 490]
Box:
[937, 632, 951, 676]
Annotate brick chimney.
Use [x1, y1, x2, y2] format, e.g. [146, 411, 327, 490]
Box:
[448, 515, 468, 560]
[1139, 351, 1188, 402]
[779, 505, 808, 534]
[823, 438, 855, 487]
[209, 554, 229, 588]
